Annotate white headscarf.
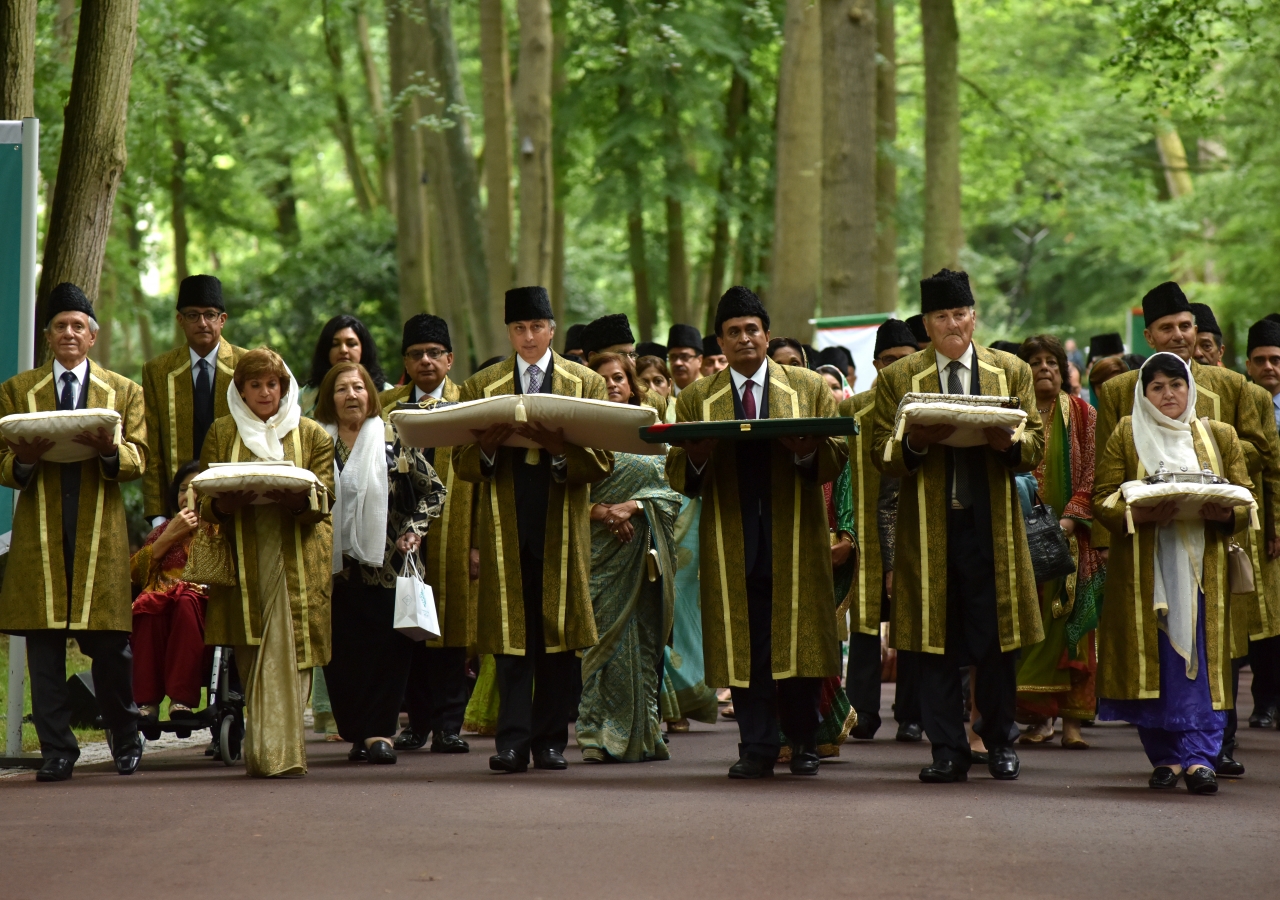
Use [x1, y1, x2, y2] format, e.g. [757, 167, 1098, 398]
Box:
[226, 361, 303, 462]
[1130, 352, 1203, 676]
[323, 415, 389, 573]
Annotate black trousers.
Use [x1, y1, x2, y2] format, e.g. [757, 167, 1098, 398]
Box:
[324, 578, 415, 746]
[845, 631, 922, 735]
[729, 573, 822, 760]
[403, 643, 469, 737]
[26, 629, 138, 761]
[1249, 634, 1280, 714]
[493, 552, 577, 760]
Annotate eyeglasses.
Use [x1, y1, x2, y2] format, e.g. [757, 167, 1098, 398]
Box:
[406, 347, 449, 361]
[180, 310, 224, 323]
[668, 352, 699, 364]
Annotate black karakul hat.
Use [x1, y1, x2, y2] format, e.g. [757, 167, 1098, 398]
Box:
[667, 324, 702, 353]
[905, 314, 929, 344]
[580, 313, 635, 355]
[504, 286, 554, 323]
[714, 285, 770, 335]
[636, 341, 666, 360]
[818, 346, 853, 371]
[1142, 281, 1191, 327]
[1247, 318, 1280, 354]
[563, 323, 586, 351]
[703, 335, 723, 357]
[402, 313, 452, 353]
[46, 282, 95, 325]
[920, 269, 974, 313]
[1190, 302, 1221, 336]
[874, 319, 920, 358]
[177, 274, 225, 311]
[1088, 332, 1125, 361]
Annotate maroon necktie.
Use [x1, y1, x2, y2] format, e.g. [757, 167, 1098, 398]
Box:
[742, 379, 756, 419]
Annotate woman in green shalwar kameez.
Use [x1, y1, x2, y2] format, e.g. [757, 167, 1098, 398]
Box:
[576, 354, 684, 762]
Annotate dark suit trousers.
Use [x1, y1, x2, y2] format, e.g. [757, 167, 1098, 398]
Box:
[729, 574, 822, 760]
[846, 634, 923, 733]
[324, 577, 416, 746]
[494, 551, 576, 760]
[919, 510, 1018, 765]
[1249, 634, 1280, 712]
[26, 629, 138, 761]
[403, 643, 470, 737]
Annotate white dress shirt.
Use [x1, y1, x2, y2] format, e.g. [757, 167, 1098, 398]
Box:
[1272, 391, 1280, 430]
[53, 358, 90, 408]
[935, 343, 975, 396]
[729, 358, 769, 418]
[516, 348, 554, 394]
[189, 343, 220, 385]
[413, 381, 446, 403]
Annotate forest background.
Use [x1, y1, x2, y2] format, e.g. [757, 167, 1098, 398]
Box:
[0, 0, 1276, 384]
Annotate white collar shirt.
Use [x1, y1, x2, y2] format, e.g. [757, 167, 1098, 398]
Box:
[189, 343, 220, 385]
[413, 381, 447, 403]
[1272, 391, 1280, 430]
[52, 358, 90, 408]
[935, 343, 976, 396]
[729, 359, 769, 419]
[516, 349, 554, 394]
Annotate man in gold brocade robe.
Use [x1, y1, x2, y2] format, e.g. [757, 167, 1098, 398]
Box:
[380, 314, 477, 755]
[667, 287, 848, 779]
[456, 286, 613, 773]
[140, 274, 245, 524]
[0, 284, 148, 782]
[872, 269, 1044, 784]
[1244, 319, 1280, 732]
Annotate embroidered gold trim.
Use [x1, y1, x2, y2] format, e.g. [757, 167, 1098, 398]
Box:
[26, 371, 57, 625]
[853, 401, 878, 635]
[166, 358, 193, 481]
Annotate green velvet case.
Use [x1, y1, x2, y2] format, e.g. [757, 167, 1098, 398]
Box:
[639, 417, 859, 443]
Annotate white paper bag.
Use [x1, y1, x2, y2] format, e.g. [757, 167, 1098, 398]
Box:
[394, 555, 440, 641]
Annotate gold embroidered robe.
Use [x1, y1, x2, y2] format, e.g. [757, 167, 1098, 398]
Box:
[0, 361, 147, 632]
[141, 341, 246, 518]
[665, 360, 847, 687]
[454, 353, 613, 655]
[1233, 382, 1280, 650]
[1093, 417, 1250, 708]
[1093, 360, 1272, 551]
[380, 377, 476, 648]
[199, 415, 335, 669]
[871, 344, 1045, 654]
[840, 390, 884, 636]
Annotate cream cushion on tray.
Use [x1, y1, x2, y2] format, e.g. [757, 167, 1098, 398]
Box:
[390, 394, 661, 455]
[885, 392, 1027, 459]
[190, 462, 323, 504]
[1118, 480, 1257, 523]
[0, 409, 123, 463]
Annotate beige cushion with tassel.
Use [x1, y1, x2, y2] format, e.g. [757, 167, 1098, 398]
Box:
[191, 462, 325, 506]
[0, 409, 123, 463]
[1119, 480, 1257, 522]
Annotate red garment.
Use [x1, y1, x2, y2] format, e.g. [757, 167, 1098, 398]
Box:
[129, 521, 208, 706]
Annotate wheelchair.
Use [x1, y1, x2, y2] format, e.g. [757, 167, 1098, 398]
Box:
[136, 646, 245, 766]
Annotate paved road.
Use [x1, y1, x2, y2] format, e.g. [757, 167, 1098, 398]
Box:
[2, 688, 1278, 900]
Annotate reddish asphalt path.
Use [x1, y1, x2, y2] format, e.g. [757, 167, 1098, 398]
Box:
[2, 690, 1278, 899]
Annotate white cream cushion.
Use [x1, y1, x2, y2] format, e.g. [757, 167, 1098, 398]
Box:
[191, 463, 323, 504]
[0, 409, 123, 463]
[1119, 480, 1256, 521]
[890, 393, 1027, 450]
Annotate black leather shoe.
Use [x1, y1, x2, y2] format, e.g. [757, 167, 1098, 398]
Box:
[36, 758, 74, 783]
[895, 722, 924, 742]
[728, 755, 775, 779]
[969, 750, 989, 766]
[112, 733, 144, 776]
[1214, 752, 1245, 777]
[987, 746, 1020, 781]
[919, 759, 968, 783]
[533, 748, 568, 770]
[849, 716, 880, 740]
[366, 740, 397, 764]
[1148, 766, 1180, 789]
[430, 732, 470, 754]
[489, 749, 528, 773]
[789, 747, 820, 776]
[1248, 706, 1277, 728]
[393, 727, 429, 751]
[347, 744, 368, 762]
[1185, 766, 1218, 795]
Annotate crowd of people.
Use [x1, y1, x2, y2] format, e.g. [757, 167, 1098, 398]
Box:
[3, 267, 1278, 798]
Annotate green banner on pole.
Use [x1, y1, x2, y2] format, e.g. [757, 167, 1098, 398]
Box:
[0, 137, 23, 536]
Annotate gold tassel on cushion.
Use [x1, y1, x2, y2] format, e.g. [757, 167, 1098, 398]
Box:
[1250, 502, 1260, 531]
[309, 484, 319, 512]
[321, 487, 329, 514]
[1125, 506, 1135, 535]
[514, 397, 528, 423]
[397, 450, 409, 473]
[186, 485, 196, 513]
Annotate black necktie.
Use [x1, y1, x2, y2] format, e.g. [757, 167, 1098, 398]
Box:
[947, 360, 972, 508]
[59, 371, 77, 411]
[193, 358, 215, 454]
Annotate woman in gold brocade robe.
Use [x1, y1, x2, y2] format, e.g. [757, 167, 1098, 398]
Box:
[199, 348, 334, 777]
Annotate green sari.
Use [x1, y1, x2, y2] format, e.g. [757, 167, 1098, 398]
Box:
[576, 453, 682, 761]
[660, 498, 720, 724]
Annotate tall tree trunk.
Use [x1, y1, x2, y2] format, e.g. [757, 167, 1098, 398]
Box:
[920, 0, 962, 275]
[706, 71, 747, 320]
[770, 0, 823, 339]
[874, 0, 898, 312]
[662, 93, 689, 328]
[821, 0, 877, 315]
[387, 0, 434, 322]
[323, 0, 375, 214]
[167, 75, 190, 289]
[269, 152, 300, 246]
[479, 0, 514, 341]
[514, 0, 554, 288]
[423, 0, 494, 359]
[0, 0, 37, 118]
[1155, 122, 1194, 199]
[37, 0, 141, 343]
[354, 1, 393, 212]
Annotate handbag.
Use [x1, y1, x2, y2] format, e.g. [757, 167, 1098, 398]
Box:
[181, 519, 237, 588]
[1198, 417, 1256, 595]
[394, 553, 441, 641]
[1024, 492, 1076, 583]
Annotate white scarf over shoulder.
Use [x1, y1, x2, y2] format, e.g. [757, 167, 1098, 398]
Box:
[226, 364, 303, 462]
[323, 416, 389, 573]
[1130, 352, 1203, 677]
